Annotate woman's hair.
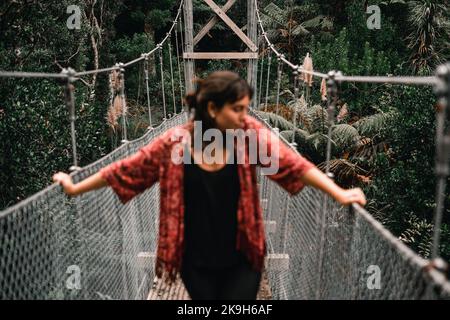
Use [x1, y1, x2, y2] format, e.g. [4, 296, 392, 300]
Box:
[184, 71, 253, 130]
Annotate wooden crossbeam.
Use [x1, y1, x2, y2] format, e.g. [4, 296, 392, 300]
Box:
[183, 52, 258, 59]
[203, 0, 257, 52]
[193, 0, 237, 46]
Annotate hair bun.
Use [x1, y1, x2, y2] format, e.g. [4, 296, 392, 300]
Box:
[195, 78, 204, 88]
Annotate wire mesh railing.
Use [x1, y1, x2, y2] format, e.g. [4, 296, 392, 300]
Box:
[0, 113, 187, 300]
[253, 110, 450, 300]
[1, 109, 450, 299]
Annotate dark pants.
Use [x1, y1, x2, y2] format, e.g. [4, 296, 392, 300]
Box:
[180, 257, 261, 300]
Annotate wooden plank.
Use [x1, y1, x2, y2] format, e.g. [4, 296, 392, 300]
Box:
[183, 52, 258, 60]
[147, 276, 191, 300]
[194, 0, 237, 46]
[203, 0, 257, 52]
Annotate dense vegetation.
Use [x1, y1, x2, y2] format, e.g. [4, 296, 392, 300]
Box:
[1, 0, 449, 259]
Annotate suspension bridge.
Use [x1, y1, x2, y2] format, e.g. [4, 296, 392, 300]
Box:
[1, 0, 450, 300]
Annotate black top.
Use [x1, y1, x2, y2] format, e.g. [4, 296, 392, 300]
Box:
[183, 150, 242, 268]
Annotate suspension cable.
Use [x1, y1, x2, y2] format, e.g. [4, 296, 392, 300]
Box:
[264, 49, 272, 112]
[290, 68, 301, 145]
[275, 55, 283, 117]
[258, 32, 266, 109]
[167, 34, 177, 114]
[143, 54, 153, 129]
[159, 45, 167, 120]
[174, 20, 184, 110]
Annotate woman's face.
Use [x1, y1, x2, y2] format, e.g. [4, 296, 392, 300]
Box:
[211, 95, 250, 131]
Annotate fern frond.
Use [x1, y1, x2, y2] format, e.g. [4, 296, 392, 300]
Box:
[353, 111, 397, 138]
[255, 110, 295, 131]
[331, 124, 361, 154]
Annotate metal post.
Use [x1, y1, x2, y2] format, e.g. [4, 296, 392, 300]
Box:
[117, 63, 128, 143]
[431, 63, 450, 259]
[247, 0, 258, 108]
[315, 70, 341, 299]
[325, 70, 341, 176]
[290, 67, 300, 146]
[62, 68, 80, 171]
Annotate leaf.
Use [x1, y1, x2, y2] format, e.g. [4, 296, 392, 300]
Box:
[291, 25, 310, 37]
[301, 15, 333, 30]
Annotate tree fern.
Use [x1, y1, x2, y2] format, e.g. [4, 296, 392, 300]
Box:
[331, 124, 361, 154]
[307, 104, 328, 133]
[353, 111, 397, 139]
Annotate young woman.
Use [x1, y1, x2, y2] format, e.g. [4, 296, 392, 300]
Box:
[53, 71, 366, 300]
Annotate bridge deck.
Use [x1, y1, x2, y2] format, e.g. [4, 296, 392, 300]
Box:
[147, 270, 272, 300]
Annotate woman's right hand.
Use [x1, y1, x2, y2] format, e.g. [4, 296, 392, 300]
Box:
[335, 188, 367, 206]
[52, 172, 76, 196]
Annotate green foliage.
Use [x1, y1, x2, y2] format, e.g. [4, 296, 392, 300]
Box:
[0, 0, 180, 209]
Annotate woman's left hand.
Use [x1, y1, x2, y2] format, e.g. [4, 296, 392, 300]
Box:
[335, 188, 367, 206]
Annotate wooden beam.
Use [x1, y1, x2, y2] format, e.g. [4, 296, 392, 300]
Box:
[203, 0, 257, 52]
[183, 52, 258, 60]
[194, 0, 237, 46]
[183, 0, 195, 95]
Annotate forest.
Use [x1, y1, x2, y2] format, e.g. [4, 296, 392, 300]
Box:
[0, 0, 449, 261]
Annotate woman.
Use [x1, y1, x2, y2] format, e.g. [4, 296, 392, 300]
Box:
[53, 71, 366, 300]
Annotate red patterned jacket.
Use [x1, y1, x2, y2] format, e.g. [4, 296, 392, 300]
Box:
[99, 115, 314, 280]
